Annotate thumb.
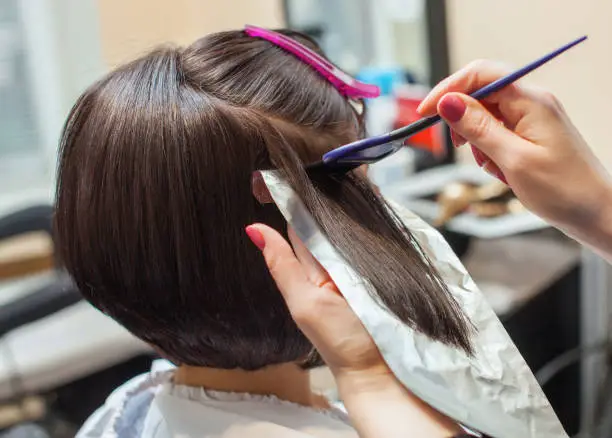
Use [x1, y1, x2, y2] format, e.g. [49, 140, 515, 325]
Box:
[245, 224, 310, 307]
[438, 93, 522, 163]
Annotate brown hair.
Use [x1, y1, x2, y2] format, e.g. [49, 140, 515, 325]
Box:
[55, 29, 472, 370]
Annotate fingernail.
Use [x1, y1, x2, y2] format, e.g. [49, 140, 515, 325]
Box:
[245, 225, 266, 250]
[482, 161, 509, 185]
[417, 101, 436, 117]
[471, 145, 486, 166]
[439, 94, 466, 123]
[450, 130, 467, 148]
[416, 101, 425, 114]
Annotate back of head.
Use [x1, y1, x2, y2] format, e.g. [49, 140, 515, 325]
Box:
[55, 29, 472, 370]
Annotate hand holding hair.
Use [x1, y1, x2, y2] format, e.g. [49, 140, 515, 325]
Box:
[418, 60, 612, 261]
[246, 224, 462, 438]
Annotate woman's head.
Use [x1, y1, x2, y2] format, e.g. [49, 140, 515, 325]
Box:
[55, 29, 472, 370]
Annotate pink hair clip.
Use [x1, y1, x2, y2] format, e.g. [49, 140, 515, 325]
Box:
[244, 25, 380, 99]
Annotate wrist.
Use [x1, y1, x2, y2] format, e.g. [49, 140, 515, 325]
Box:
[571, 184, 612, 260]
[333, 363, 396, 397]
[596, 186, 612, 234]
[590, 188, 612, 257]
[334, 365, 462, 437]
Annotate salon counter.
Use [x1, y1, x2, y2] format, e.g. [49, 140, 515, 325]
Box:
[462, 232, 580, 317]
[0, 233, 54, 281]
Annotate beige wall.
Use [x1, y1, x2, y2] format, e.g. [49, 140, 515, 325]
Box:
[96, 0, 284, 67]
[445, 1, 612, 167]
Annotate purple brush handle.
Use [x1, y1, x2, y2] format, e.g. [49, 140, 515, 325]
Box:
[471, 35, 587, 101]
[322, 35, 588, 168]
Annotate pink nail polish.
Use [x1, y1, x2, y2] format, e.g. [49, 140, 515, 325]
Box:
[495, 171, 509, 185]
[450, 131, 467, 148]
[245, 226, 266, 250]
[482, 161, 509, 185]
[471, 145, 486, 166]
[439, 95, 466, 123]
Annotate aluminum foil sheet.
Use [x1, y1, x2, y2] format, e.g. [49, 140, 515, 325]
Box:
[261, 170, 567, 438]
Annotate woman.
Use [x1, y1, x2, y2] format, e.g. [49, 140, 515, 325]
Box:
[248, 60, 612, 437]
[61, 28, 471, 437]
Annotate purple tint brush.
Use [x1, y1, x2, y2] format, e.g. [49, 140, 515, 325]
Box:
[310, 35, 588, 172]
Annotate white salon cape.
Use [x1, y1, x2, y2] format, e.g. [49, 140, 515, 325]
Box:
[76, 361, 357, 438]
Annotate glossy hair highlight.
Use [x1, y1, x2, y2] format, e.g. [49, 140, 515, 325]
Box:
[55, 29, 472, 370]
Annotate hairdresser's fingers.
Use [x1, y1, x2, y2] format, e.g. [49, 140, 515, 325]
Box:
[287, 227, 337, 292]
[438, 93, 531, 166]
[464, 141, 507, 184]
[471, 145, 488, 167]
[245, 224, 311, 306]
[485, 102, 507, 124]
[417, 60, 514, 116]
[247, 224, 364, 370]
[449, 130, 466, 149]
[481, 158, 507, 184]
[451, 102, 508, 149]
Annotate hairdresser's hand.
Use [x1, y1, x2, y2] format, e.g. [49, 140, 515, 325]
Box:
[246, 224, 460, 438]
[245, 224, 383, 376]
[418, 60, 612, 259]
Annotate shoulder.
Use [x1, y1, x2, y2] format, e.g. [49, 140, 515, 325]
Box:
[76, 360, 175, 438]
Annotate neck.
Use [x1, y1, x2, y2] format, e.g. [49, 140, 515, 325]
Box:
[174, 363, 328, 409]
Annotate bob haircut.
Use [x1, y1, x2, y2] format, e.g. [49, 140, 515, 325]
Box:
[55, 29, 472, 370]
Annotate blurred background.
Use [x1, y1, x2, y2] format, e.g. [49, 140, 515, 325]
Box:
[0, 0, 611, 436]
